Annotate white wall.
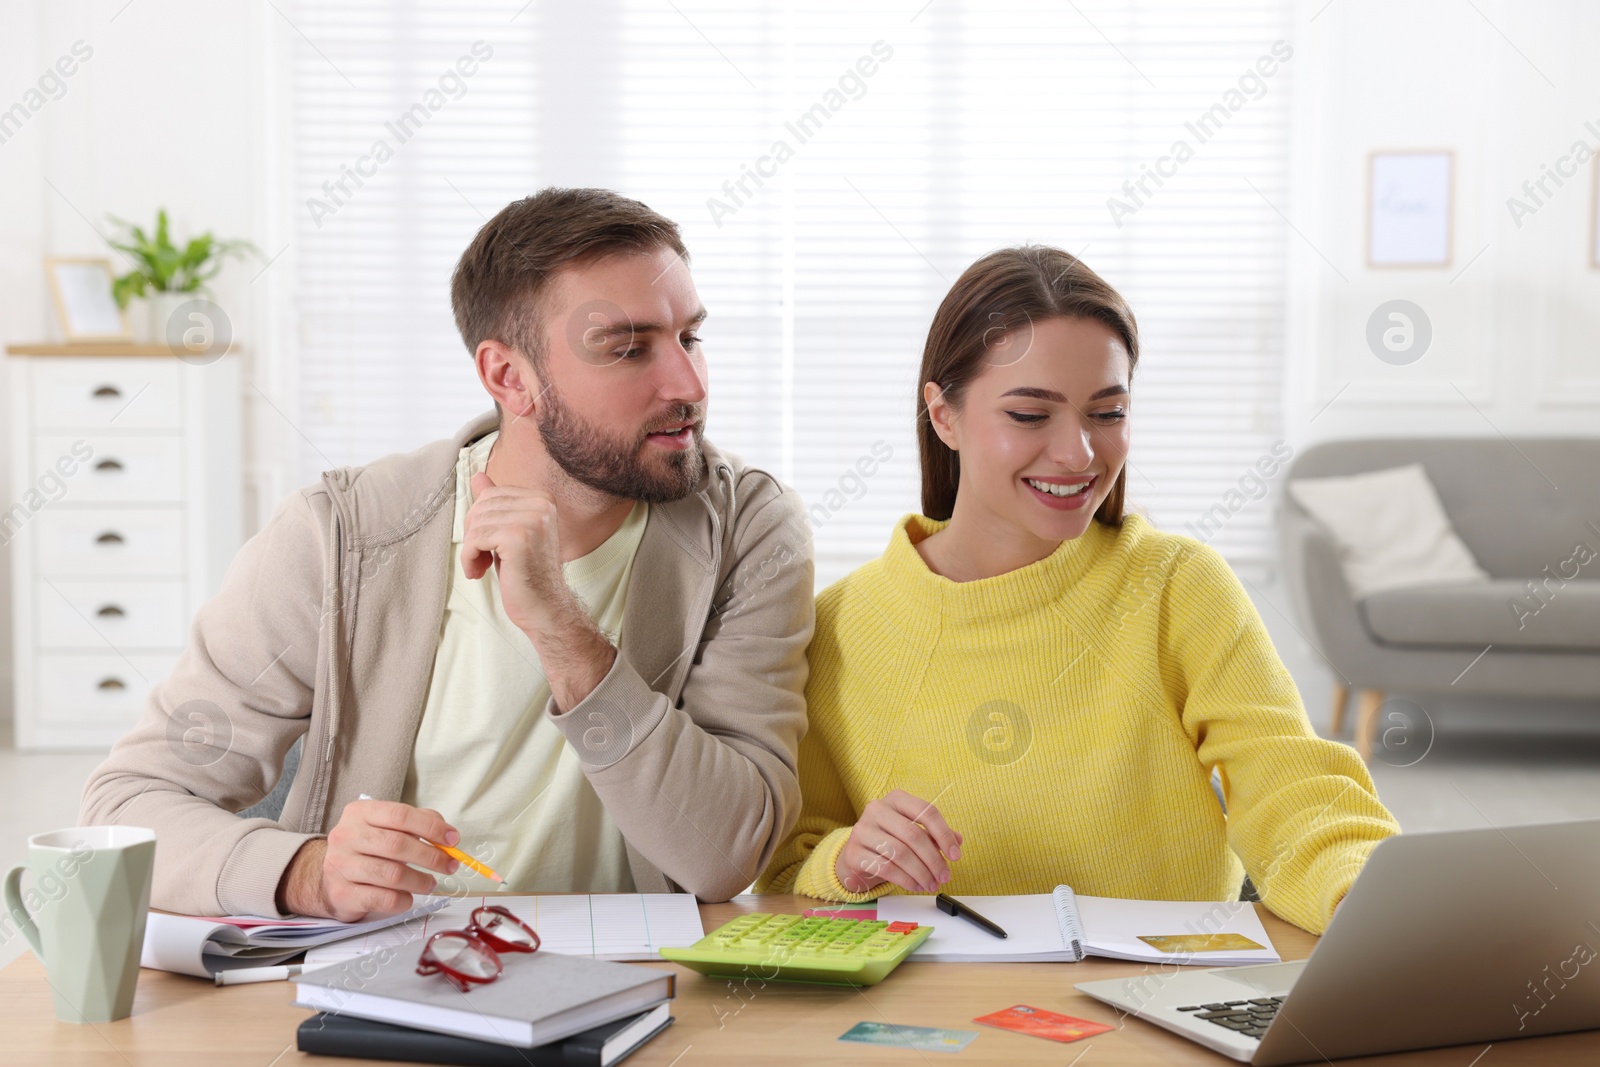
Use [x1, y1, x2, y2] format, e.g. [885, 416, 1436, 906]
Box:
[0, 0, 290, 726]
[1284, 0, 1600, 439]
[1267, 0, 1600, 731]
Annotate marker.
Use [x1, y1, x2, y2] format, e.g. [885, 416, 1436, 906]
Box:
[358, 794, 504, 883]
[935, 893, 1008, 939]
[215, 964, 301, 986]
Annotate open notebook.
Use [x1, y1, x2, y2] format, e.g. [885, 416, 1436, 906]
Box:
[303, 893, 704, 970]
[875, 887, 1280, 965]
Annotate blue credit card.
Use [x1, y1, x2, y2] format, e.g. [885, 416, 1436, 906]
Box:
[839, 1021, 980, 1053]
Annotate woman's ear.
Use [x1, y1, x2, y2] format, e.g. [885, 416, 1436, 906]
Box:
[476, 339, 539, 419]
[924, 381, 960, 451]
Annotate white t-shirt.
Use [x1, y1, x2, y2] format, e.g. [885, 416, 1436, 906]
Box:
[402, 431, 646, 894]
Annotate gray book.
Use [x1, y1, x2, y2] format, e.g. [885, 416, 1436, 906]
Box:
[294, 947, 675, 1049]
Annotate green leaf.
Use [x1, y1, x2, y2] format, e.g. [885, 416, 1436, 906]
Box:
[110, 272, 147, 309]
[103, 208, 258, 298]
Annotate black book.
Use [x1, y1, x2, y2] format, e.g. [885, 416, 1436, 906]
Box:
[296, 1003, 673, 1067]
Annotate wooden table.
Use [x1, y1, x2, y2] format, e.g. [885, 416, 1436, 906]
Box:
[5, 895, 1598, 1065]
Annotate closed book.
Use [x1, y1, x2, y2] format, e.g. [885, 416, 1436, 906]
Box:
[296, 1003, 673, 1067]
[294, 947, 675, 1049]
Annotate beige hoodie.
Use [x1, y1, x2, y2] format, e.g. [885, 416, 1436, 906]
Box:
[81, 411, 814, 915]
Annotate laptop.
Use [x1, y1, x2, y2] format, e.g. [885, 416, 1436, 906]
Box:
[1076, 819, 1600, 1064]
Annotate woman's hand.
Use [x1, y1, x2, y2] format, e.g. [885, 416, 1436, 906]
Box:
[835, 789, 963, 894]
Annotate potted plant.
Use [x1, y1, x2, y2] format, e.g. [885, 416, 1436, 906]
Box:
[106, 210, 257, 343]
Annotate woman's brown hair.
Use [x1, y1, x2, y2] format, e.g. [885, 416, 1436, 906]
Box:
[916, 245, 1140, 525]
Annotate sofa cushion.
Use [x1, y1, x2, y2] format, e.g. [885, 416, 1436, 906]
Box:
[1360, 580, 1600, 651]
[1287, 463, 1489, 599]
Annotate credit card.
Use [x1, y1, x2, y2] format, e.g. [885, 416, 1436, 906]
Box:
[974, 1004, 1112, 1043]
[1136, 932, 1265, 953]
[838, 1021, 979, 1053]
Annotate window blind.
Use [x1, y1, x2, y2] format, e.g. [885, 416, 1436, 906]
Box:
[289, 2, 539, 471]
[290, 0, 1291, 585]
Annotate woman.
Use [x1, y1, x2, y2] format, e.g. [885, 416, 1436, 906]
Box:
[758, 246, 1398, 934]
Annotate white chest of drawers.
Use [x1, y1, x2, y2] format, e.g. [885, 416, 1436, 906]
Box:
[5, 345, 242, 750]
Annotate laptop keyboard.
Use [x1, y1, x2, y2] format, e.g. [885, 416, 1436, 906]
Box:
[1175, 997, 1283, 1039]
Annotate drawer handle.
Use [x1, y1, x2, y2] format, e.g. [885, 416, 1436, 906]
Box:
[95, 531, 125, 545]
[95, 458, 124, 472]
[92, 385, 123, 399]
[97, 677, 127, 691]
[96, 604, 126, 618]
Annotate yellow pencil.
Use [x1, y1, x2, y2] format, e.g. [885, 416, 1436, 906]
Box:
[358, 794, 504, 883]
[426, 839, 503, 883]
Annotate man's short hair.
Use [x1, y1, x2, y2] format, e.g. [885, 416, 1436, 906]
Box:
[450, 187, 689, 368]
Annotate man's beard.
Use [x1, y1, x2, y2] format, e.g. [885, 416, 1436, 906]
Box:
[535, 386, 705, 504]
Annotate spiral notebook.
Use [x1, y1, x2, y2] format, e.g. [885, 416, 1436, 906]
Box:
[875, 887, 1280, 966]
[141, 897, 451, 977]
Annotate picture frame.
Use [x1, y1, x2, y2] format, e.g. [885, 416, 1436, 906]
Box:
[44, 257, 132, 342]
[1367, 150, 1454, 268]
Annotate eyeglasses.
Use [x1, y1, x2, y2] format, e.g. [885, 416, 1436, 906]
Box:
[415, 906, 540, 993]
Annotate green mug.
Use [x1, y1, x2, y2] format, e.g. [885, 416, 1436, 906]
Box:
[3, 826, 156, 1023]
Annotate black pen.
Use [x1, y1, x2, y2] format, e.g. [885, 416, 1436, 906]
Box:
[935, 893, 1008, 939]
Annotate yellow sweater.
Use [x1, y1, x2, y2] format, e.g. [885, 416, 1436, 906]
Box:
[759, 513, 1399, 934]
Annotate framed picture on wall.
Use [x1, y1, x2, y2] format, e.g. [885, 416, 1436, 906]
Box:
[45, 257, 132, 341]
[1367, 150, 1454, 268]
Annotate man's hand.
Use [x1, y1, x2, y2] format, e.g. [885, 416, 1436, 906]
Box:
[835, 790, 963, 895]
[459, 471, 617, 712]
[277, 799, 460, 921]
[462, 471, 570, 636]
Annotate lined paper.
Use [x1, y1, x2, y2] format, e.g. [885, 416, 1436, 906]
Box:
[876, 892, 1279, 965]
[303, 893, 704, 970]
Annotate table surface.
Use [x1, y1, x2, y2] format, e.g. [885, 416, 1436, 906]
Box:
[5, 894, 1598, 1066]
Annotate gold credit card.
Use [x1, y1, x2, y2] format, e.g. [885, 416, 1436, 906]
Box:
[1137, 933, 1265, 953]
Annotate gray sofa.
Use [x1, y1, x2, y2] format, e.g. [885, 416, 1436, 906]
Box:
[1277, 438, 1600, 759]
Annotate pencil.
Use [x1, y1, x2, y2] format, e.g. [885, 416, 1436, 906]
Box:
[425, 840, 503, 883]
[357, 794, 504, 883]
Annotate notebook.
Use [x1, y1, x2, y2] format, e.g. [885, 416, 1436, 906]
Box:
[303, 893, 704, 970]
[296, 1003, 673, 1066]
[875, 887, 1280, 965]
[141, 897, 451, 978]
[294, 941, 675, 1049]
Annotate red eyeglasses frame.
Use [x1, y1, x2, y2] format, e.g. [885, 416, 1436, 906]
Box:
[415, 905, 540, 993]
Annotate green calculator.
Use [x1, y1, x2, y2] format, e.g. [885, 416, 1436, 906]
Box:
[659, 912, 934, 986]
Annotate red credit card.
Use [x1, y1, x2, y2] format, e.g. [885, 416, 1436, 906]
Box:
[974, 1004, 1113, 1043]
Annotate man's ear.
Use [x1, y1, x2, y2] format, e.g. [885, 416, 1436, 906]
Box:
[924, 381, 960, 452]
[475, 339, 540, 419]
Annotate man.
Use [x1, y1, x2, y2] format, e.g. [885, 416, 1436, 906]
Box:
[81, 188, 814, 920]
